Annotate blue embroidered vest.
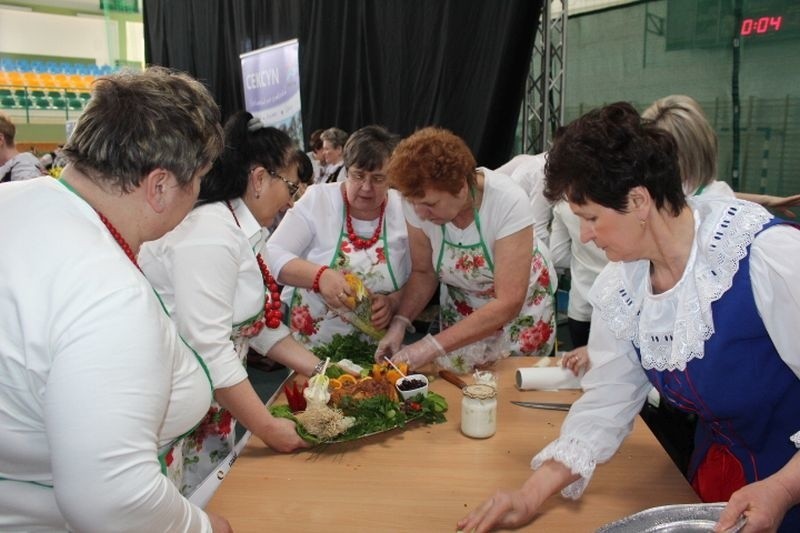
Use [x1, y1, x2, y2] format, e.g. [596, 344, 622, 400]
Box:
[642, 218, 800, 532]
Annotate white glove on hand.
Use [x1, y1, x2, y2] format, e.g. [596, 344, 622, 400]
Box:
[391, 334, 445, 371]
[374, 315, 409, 362]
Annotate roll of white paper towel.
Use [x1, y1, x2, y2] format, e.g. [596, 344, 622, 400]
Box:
[515, 366, 582, 390]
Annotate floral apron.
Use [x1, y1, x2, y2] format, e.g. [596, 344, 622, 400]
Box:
[173, 274, 268, 506]
[288, 206, 399, 347]
[434, 202, 557, 372]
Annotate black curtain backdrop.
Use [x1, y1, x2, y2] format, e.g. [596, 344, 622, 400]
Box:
[143, 0, 542, 168]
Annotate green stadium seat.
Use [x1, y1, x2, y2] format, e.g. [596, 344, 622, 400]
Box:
[64, 91, 77, 100]
[34, 97, 50, 109]
[18, 97, 33, 108]
[1, 96, 17, 108]
[0, 88, 12, 98]
[51, 97, 66, 109]
[31, 90, 46, 98]
[47, 90, 62, 99]
[14, 89, 27, 98]
[67, 98, 83, 110]
[78, 92, 91, 101]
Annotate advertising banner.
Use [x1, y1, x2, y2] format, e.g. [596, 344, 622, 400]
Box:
[240, 39, 303, 147]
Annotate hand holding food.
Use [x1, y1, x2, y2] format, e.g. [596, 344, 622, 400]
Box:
[391, 334, 446, 370]
[373, 315, 408, 362]
[370, 293, 394, 330]
[317, 267, 351, 310]
[263, 414, 311, 452]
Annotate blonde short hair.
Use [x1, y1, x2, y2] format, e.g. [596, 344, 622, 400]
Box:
[642, 95, 717, 195]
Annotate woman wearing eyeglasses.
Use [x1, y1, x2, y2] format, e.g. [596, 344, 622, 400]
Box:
[266, 125, 411, 348]
[139, 111, 325, 505]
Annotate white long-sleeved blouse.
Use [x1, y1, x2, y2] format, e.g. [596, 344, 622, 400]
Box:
[533, 197, 800, 498]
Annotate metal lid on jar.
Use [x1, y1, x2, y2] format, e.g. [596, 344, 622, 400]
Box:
[463, 384, 496, 400]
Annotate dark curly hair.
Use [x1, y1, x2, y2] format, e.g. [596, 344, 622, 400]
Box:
[544, 102, 686, 217]
[387, 127, 476, 198]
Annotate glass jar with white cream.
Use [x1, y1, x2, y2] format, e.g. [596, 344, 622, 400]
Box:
[460, 384, 497, 438]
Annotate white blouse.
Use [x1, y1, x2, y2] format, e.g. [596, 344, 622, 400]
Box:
[266, 182, 411, 302]
[140, 198, 292, 390]
[532, 196, 800, 498]
[0, 178, 211, 532]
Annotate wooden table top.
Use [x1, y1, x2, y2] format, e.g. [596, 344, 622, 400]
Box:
[207, 358, 698, 532]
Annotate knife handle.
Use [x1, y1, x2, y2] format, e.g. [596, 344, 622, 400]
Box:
[438, 370, 467, 389]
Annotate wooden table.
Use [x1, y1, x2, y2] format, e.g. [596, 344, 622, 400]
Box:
[207, 358, 698, 532]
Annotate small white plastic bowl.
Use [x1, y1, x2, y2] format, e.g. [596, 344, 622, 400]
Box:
[395, 374, 429, 401]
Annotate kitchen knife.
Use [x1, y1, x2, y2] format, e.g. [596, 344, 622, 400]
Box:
[510, 400, 572, 411]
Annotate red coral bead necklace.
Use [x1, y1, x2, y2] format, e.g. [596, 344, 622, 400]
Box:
[226, 201, 283, 329]
[96, 210, 141, 272]
[343, 189, 385, 250]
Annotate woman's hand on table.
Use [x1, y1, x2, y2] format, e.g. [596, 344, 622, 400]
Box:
[263, 415, 311, 452]
[208, 512, 234, 533]
[456, 489, 537, 533]
[561, 346, 590, 376]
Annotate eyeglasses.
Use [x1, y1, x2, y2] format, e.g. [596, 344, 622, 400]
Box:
[269, 170, 301, 199]
[347, 168, 388, 186]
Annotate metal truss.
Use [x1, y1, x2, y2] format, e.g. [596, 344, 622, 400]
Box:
[522, 0, 568, 155]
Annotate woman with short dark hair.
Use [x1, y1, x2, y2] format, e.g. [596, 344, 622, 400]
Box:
[458, 102, 800, 533]
[267, 125, 410, 347]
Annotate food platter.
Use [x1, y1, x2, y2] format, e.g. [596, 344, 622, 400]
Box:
[596, 503, 741, 533]
[270, 334, 448, 445]
[270, 385, 447, 445]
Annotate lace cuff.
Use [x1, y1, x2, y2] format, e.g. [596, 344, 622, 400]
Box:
[531, 436, 596, 500]
[791, 431, 800, 448]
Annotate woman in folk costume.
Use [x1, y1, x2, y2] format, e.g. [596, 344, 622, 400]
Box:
[375, 127, 557, 373]
[459, 103, 800, 533]
[140, 112, 333, 505]
[267, 125, 411, 347]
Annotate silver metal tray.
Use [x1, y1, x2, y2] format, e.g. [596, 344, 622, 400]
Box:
[596, 503, 726, 532]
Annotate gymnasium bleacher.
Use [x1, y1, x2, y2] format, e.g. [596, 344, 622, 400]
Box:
[0, 58, 116, 116]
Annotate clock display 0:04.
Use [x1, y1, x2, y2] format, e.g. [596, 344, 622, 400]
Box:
[740, 16, 782, 36]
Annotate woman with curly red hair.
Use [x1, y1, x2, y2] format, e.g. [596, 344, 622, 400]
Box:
[374, 127, 557, 372]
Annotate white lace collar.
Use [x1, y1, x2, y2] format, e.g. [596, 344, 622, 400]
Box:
[590, 197, 773, 371]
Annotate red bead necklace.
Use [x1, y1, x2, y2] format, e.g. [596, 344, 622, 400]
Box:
[226, 201, 283, 329]
[97, 211, 141, 272]
[343, 190, 386, 250]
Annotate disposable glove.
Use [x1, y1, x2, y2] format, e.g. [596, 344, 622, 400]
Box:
[391, 333, 445, 370]
[373, 315, 409, 362]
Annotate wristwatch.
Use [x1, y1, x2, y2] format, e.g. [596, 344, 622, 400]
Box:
[310, 359, 326, 377]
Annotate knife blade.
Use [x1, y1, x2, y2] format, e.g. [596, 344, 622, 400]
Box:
[511, 400, 572, 411]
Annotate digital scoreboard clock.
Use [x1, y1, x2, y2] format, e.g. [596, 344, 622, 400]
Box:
[740, 16, 783, 36]
[667, 0, 800, 50]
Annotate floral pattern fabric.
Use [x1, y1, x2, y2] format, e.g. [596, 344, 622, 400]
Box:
[165, 320, 255, 498]
[436, 232, 557, 373]
[289, 222, 399, 348]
